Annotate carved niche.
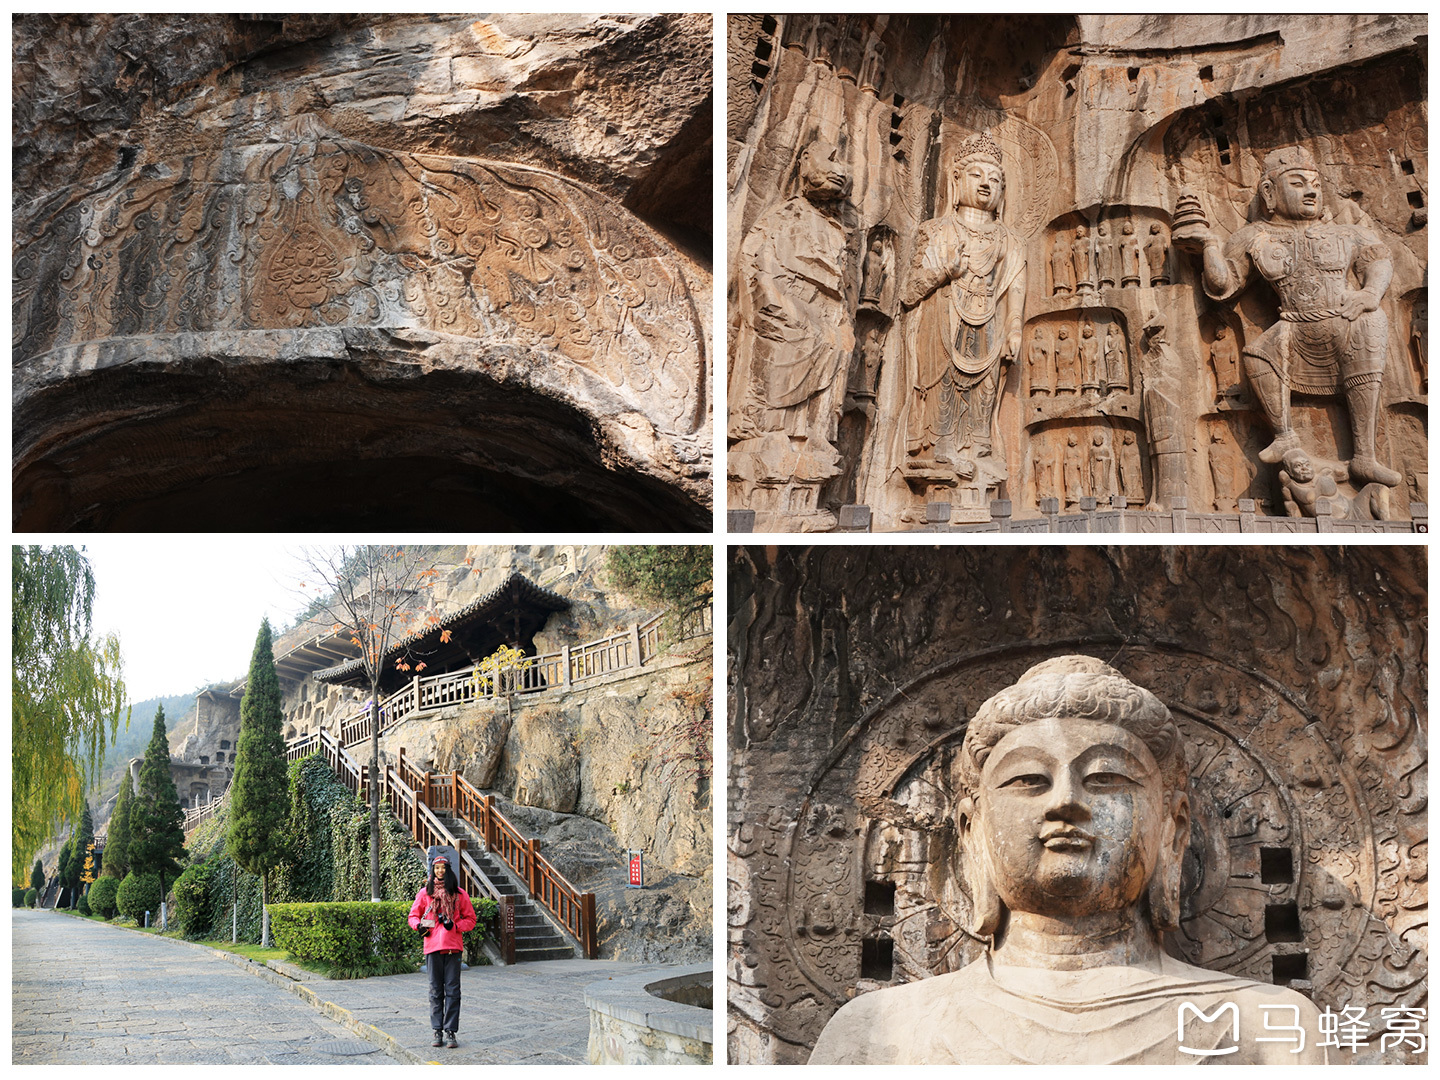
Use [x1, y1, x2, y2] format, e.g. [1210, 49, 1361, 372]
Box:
[729, 545, 1427, 1065]
[727, 14, 1427, 531]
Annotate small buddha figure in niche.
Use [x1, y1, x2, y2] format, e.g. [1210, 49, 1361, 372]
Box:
[810, 657, 1326, 1065]
[1095, 220, 1116, 287]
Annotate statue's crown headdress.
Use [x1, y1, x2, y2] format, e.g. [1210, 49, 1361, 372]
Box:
[954, 131, 1003, 169]
[1261, 145, 1318, 183]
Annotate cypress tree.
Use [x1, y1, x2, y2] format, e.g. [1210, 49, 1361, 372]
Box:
[64, 804, 94, 905]
[30, 859, 44, 894]
[227, 620, 289, 947]
[56, 834, 75, 907]
[129, 705, 186, 902]
[102, 771, 135, 879]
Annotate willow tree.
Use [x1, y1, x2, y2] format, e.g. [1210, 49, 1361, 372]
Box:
[228, 620, 289, 946]
[295, 546, 438, 900]
[12, 546, 128, 883]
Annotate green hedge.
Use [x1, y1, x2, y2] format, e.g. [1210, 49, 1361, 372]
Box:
[12, 888, 25, 907]
[116, 871, 162, 921]
[270, 901, 419, 969]
[88, 876, 119, 919]
[270, 898, 499, 972]
[23, 888, 37, 908]
[77, 891, 91, 916]
[172, 862, 215, 937]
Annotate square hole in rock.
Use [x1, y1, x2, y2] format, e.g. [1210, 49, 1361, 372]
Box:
[1260, 847, 1294, 884]
[1264, 902, 1304, 943]
[864, 880, 896, 916]
[861, 936, 894, 981]
[1272, 952, 1308, 984]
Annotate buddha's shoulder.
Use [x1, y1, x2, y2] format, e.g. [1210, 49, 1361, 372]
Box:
[809, 967, 980, 1065]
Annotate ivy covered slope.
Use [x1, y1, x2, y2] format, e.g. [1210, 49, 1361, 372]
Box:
[177, 754, 425, 944]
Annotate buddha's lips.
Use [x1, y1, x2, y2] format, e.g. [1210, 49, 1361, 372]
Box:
[1040, 828, 1094, 851]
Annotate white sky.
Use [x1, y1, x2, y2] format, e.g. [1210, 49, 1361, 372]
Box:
[79, 539, 320, 703]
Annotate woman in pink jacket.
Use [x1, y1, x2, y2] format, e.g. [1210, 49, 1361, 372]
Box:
[409, 853, 478, 1048]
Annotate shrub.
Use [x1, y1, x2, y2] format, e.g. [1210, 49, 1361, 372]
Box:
[270, 901, 421, 977]
[172, 862, 216, 938]
[116, 871, 162, 922]
[88, 876, 119, 919]
[77, 892, 91, 916]
[24, 888, 37, 908]
[13, 888, 25, 907]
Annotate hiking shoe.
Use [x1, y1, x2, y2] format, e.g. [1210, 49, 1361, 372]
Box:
[447, 1031, 458, 1049]
[433, 1031, 443, 1047]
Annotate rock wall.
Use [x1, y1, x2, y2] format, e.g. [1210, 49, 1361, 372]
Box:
[275, 543, 713, 962]
[727, 15, 1426, 530]
[728, 545, 1426, 1063]
[14, 14, 712, 530]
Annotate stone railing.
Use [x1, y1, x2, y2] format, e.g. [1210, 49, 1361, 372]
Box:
[586, 965, 713, 1064]
[733, 497, 1429, 535]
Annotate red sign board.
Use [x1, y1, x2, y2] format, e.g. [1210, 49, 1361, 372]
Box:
[627, 850, 644, 888]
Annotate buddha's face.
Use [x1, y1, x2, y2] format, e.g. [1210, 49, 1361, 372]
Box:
[800, 142, 850, 200]
[954, 159, 1003, 213]
[1267, 168, 1323, 221]
[968, 718, 1177, 918]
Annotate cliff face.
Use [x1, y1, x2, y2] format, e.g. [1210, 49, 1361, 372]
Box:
[276, 544, 713, 961]
[14, 15, 713, 530]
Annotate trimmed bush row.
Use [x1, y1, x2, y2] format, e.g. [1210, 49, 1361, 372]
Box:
[270, 898, 500, 969]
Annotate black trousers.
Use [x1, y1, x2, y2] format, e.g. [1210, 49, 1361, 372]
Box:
[428, 951, 462, 1033]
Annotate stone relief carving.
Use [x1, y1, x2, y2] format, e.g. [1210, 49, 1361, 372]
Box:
[727, 14, 1424, 531]
[894, 133, 1027, 517]
[729, 546, 1427, 1065]
[728, 140, 854, 530]
[14, 125, 708, 437]
[810, 656, 1327, 1064]
[1175, 144, 1402, 489]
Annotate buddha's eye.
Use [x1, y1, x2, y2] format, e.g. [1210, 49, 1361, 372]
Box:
[998, 773, 1049, 792]
[1084, 771, 1133, 790]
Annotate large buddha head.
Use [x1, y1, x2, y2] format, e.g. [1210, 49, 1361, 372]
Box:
[797, 140, 852, 202]
[955, 655, 1190, 939]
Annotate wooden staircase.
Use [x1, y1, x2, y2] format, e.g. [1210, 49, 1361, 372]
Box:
[431, 810, 575, 961]
[284, 729, 596, 962]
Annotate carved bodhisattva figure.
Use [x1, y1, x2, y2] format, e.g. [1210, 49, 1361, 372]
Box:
[809, 657, 1326, 1065]
[729, 141, 855, 523]
[899, 133, 1026, 476]
[1176, 145, 1402, 488]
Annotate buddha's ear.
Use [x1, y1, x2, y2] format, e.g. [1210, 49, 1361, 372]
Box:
[1148, 790, 1190, 932]
[1259, 178, 1278, 216]
[958, 795, 1002, 938]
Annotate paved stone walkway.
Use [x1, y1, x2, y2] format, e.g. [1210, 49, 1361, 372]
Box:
[12, 909, 392, 1064]
[13, 909, 699, 1065]
[313, 956, 683, 1064]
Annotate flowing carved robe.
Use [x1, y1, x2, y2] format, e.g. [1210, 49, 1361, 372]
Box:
[809, 953, 1327, 1065]
[729, 195, 853, 445]
[901, 213, 1025, 457]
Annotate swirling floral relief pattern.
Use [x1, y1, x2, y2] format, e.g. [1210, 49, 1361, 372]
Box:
[14, 135, 705, 436]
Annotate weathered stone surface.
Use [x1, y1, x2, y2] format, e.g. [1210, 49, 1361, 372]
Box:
[727, 15, 1426, 530]
[729, 546, 1427, 1064]
[14, 14, 712, 530]
[270, 544, 713, 963]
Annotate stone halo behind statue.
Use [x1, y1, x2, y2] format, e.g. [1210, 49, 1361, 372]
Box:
[808, 655, 1326, 1065]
